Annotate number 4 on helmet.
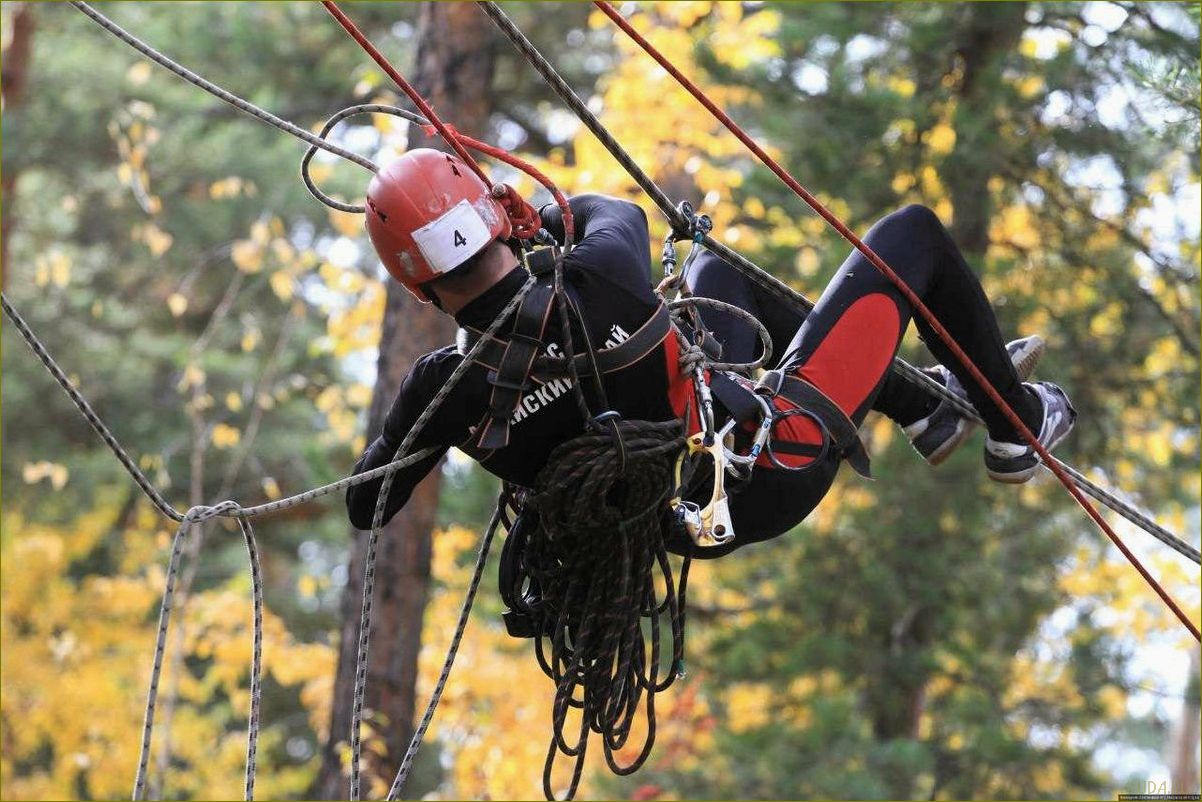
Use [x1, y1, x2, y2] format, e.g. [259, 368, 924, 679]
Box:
[364, 148, 514, 302]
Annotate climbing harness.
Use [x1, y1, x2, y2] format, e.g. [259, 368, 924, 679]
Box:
[4, 3, 1198, 802]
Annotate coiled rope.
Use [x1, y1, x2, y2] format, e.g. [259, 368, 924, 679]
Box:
[523, 419, 690, 801]
[476, 1, 1199, 567]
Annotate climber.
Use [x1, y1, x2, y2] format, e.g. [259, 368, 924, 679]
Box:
[344, 148, 1076, 553]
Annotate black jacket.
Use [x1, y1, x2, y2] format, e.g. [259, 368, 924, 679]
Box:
[346, 195, 679, 530]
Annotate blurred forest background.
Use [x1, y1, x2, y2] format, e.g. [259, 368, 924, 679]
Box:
[1, 2, 1199, 800]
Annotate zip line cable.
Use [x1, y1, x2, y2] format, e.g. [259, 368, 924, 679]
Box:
[476, 0, 1199, 567]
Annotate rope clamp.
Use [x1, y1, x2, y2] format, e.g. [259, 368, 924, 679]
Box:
[684, 432, 736, 547]
[661, 199, 712, 288]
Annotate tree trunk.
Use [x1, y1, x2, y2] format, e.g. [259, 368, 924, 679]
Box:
[1, 3, 36, 292]
[314, 4, 497, 797]
[1169, 646, 1200, 794]
[945, 2, 1028, 253]
[870, 6, 1028, 788]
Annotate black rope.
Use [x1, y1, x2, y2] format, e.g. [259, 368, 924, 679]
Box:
[516, 419, 689, 801]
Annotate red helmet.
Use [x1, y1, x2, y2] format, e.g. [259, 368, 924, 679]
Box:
[364, 148, 513, 301]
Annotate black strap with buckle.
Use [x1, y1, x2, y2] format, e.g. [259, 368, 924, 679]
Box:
[473, 277, 557, 450]
[459, 303, 672, 384]
[777, 375, 872, 478]
[707, 368, 873, 478]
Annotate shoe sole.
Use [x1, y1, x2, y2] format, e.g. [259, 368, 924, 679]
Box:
[986, 423, 1071, 484]
[925, 335, 1045, 467]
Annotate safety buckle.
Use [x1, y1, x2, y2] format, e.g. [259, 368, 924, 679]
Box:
[525, 245, 559, 277]
[485, 369, 527, 392]
[755, 369, 784, 398]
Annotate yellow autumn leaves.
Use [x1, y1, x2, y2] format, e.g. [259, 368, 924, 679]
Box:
[32, 250, 72, 288]
[21, 461, 69, 490]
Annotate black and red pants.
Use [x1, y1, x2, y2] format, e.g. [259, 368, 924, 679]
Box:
[684, 204, 1040, 556]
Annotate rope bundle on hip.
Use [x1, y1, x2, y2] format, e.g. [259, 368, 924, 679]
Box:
[522, 418, 690, 801]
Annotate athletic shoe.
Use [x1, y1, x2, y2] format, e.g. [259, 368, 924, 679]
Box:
[904, 335, 1045, 465]
[984, 381, 1077, 483]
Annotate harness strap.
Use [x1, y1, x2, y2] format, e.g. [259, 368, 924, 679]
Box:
[708, 371, 761, 424]
[474, 279, 557, 450]
[710, 368, 872, 478]
[777, 375, 872, 478]
[459, 303, 672, 383]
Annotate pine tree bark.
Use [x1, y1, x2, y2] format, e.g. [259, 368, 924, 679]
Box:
[314, 4, 497, 797]
[944, 2, 1028, 253]
[1, 3, 36, 292]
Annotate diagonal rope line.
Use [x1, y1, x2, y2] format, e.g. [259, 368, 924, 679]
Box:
[70, 1, 378, 174]
[385, 497, 506, 800]
[320, 1, 489, 184]
[3, 291, 445, 524]
[595, 0, 1198, 641]
[475, 0, 1199, 568]
[2, 293, 183, 521]
[349, 275, 537, 800]
[314, 4, 579, 245]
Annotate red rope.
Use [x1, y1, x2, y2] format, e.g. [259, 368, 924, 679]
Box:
[320, 1, 575, 245]
[321, 1, 489, 184]
[455, 131, 576, 245]
[596, 1, 1199, 642]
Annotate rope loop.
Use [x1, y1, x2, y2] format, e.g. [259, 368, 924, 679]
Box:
[491, 183, 545, 240]
[301, 104, 426, 213]
[668, 297, 773, 374]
